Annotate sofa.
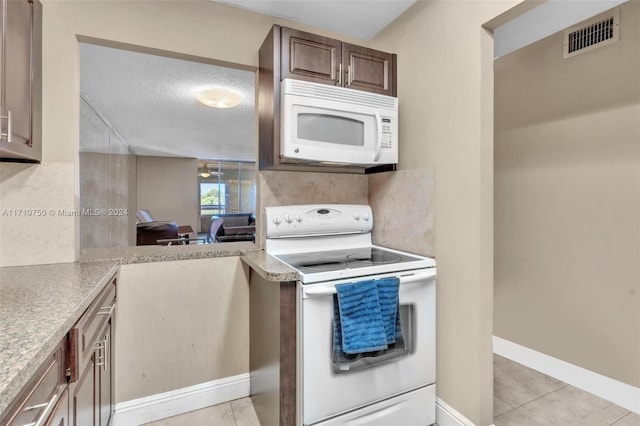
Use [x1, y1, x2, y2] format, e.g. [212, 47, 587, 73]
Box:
[135, 209, 179, 245]
[206, 213, 255, 243]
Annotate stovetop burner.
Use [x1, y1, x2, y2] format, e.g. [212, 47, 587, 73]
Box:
[346, 251, 402, 264]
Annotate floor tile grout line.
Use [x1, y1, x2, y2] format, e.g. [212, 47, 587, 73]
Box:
[493, 382, 571, 420]
[492, 394, 518, 419]
[607, 411, 632, 426]
[230, 400, 239, 426]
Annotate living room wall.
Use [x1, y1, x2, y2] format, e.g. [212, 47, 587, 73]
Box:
[136, 156, 199, 236]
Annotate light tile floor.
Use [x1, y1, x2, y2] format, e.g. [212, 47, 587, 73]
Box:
[494, 354, 640, 426]
[142, 397, 260, 426]
[142, 358, 640, 426]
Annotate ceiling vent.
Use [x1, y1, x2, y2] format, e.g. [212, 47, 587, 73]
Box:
[564, 8, 620, 59]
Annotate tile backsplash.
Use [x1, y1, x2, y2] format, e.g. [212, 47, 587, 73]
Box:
[369, 168, 435, 257]
[0, 162, 76, 266]
[257, 168, 435, 257]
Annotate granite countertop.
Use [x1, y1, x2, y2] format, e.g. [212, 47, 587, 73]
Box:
[241, 250, 299, 282]
[80, 241, 258, 264]
[0, 260, 120, 416]
[81, 242, 299, 283]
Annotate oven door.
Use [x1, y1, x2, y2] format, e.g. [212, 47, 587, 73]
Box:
[298, 268, 436, 425]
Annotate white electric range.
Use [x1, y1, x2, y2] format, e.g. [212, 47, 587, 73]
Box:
[265, 204, 437, 426]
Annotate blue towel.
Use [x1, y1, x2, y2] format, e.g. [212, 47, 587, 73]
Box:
[333, 277, 406, 370]
[335, 280, 388, 354]
[375, 278, 400, 344]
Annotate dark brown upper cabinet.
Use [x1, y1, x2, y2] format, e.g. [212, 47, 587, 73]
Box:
[342, 43, 395, 96]
[259, 25, 397, 174]
[0, 0, 42, 163]
[281, 27, 342, 86]
[280, 27, 396, 97]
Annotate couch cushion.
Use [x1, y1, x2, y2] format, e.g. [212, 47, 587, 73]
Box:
[222, 216, 249, 227]
[136, 221, 178, 245]
[136, 209, 154, 223]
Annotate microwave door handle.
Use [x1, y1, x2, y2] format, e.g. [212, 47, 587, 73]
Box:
[373, 111, 383, 162]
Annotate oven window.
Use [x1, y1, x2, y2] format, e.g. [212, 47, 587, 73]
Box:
[298, 113, 365, 146]
[332, 304, 415, 374]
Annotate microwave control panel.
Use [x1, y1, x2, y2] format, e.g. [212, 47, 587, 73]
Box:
[381, 118, 393, 149]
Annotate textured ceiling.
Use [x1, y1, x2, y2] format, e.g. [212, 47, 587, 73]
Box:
[79, 43, 256, 162]
[213, 0, 416, 40]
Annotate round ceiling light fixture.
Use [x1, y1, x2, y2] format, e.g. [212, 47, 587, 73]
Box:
[195, 87, 244, 108]
[198, 165, 211, 178]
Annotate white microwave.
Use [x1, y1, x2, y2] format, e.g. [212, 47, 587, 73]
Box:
[280, 78, 398, 166]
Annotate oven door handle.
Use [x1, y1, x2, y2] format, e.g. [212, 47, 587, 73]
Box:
[303, 269, 436, 297]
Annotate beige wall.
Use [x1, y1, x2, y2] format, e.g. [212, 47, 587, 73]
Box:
[495, 3, 640, 388]
[137, 156, 199, 234]
[372, 1, 520, 424]
[115, 257, 250, 402]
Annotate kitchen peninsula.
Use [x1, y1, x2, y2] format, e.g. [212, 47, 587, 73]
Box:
[0, 242, 297, 425]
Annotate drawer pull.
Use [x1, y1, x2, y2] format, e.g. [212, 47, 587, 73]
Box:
[94, 333, 109, 371]
[97, 303, 115, 316]
[1, 110, 12, 143]
[20, 393, 58, 426]
[94, 339, 105, 368]
[22, 402, 48, 411]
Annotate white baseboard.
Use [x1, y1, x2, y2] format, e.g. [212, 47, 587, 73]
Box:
[112, 373, 250, 426]
[436, 397, 478, 426]
[493, 336, 640, 415]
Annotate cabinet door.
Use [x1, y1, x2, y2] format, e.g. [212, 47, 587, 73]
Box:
[342, 43, 395, 96]
[97, 321, 113, 426]
[1, 0, 32, 145]
[46, 388, 69, 426]
[281, 27, 341, 86]
[73, 355, 97, 426]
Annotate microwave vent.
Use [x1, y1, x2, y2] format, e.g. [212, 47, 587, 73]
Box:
[564, 8, 619, 58]
[286, 79, 397, 110]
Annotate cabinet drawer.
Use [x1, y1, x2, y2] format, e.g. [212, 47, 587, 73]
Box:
[69, 277, 116, 382]
[1, 346, 65, 426]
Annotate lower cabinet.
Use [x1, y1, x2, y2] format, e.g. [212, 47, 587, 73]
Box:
[70, 276, 116, 426]
[99, 323, 113, 426]
[71, 321, 112, 426]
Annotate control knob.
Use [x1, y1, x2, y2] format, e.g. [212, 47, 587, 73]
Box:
[273, 215, 283, 225]
[363, 212, 370, 221]
[353, 212, 361, 220]
[295, 214, 303, 222]
[285, 214, 293, 223]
